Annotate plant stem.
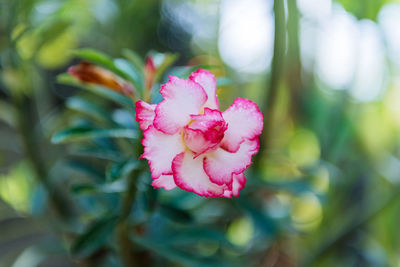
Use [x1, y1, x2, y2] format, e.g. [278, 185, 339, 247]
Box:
[116, 165, 142, 267]
[254, 0, 286, 169]
[286, 0, 303, 119]
[14, 95, 74, 219]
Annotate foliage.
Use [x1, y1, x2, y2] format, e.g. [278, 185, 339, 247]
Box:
[1, 0, 400, 266]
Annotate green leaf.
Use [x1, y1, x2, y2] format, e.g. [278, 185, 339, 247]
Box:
[122, 48, 144, 71]
[57, 74, 136, 112]
[216, 77, 233, 87]
[0, 100, 16, 127]
[63, 160, 104, 182]
[72, 48, 115, 70]
[106, 159, 139, 182]
[171, 65, 220, 79]
[132, 236, 233, 267]
[51, 127, 137, 144]
[66, 96, 114, 124]
[166, 228, 236, 249]
[71, 180, 127, 195]
[71, 214, 119, 258]
[234, 198, 277, 237]
[153, 52, 179, 82]
[72, 48, 142, 94]
[114, 58, 144, 94]
[159, 204, 193, 224]
[70, 147, 124, 161]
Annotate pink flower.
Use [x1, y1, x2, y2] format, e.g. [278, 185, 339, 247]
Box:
[135, 69, 263, 197]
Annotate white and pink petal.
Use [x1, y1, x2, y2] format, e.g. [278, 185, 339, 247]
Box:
[221, 98, 263, 152]
[172, 151, 228, 197]
[151, 174, 176, 190]
[153, 76, 207, 134]
[189, 69, 219, 110]
[135, 101, 156, 130]
[140, 126, 185, 180]
[203, 139, 259, 186]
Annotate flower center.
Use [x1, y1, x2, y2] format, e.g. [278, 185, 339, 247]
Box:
[182, 108, 227, 156]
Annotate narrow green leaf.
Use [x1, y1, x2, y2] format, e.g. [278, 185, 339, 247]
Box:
[152, 52, 179, 82]
[71, 180, 127, 195]
[159, 204, 193, 224]
[51, 127, 137, 144]
[66, 96, 114, 124]
[234, 198, 277, 236]
[132, 236, 233, 267]
[71, 214, 119, 258]
[72, 48, 115, 69]
[57, 74, 135, 112]
[114, 58, 144, 93]
[0, 100, 16, 127]
[106, 159, 139, 182]
[122, 48, 145, 71]
[72, 49, 142, 96]
[216, 77, 233, 87]
[70, 147, 124, 161]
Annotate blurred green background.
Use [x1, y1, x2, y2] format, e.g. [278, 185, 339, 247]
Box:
[2, 0, 400, 266]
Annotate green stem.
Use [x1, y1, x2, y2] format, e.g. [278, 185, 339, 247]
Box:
[116, 152, 143, 267]
[14, 95, 74, 219]
[254, 0, 286, 169]
[286, 0, 302, 119]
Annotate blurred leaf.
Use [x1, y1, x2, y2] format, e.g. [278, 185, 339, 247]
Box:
[58, 73, 135, 112]
[71, 180, 127, 195]
[216, 77, 233, 87]
[248, 178, 312, 194]
[71, 214, 119, 258]
[122, 48, 145, 71]
[159, 204, 193, 224]
[64, 160, 104, 182]
[51, 126, 137, 144]
[338, 0, 386, 21]
[114, 58, 144, 94]
[132, 236, 233, 267]
[106, 159, 139, 182]
[172, 65, 220, 79]
[72, 48, 115, 70]
[70, 147, 124, 161]
[166, 228, 236, 249]
[0, 99, 16, 127]
[66, 96, 114, 124]
[154, 53, 179, 82]
[72, 48, 142, 93]
[235, 198, 277, 237]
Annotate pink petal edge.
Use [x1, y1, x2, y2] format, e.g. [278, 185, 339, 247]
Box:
[221, 98, 264, 153]
[172, 151, 229, 197]
[153, 76, 208, 134]
[135, 100, 156, 130]
[140, 126, 185, 180]
[203, 139, 259, 186]
[189, 69, 219, 110]
[151, 174, 177, 190]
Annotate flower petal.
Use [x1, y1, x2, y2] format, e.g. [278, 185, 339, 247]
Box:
[203, 139, 259, 185]
[151, 174, 176, 190]
[189, 69, 219, 110]
[221, 98, 263, 152]
[172, 151, 228, 197]
[231, 173, 246, 197]
[184, 108, 227, 156]
[153, 76, 207, 134]
[221, 173, 246, 198]
[135, 100, 156, 130]
[140, 126, 185, 179]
